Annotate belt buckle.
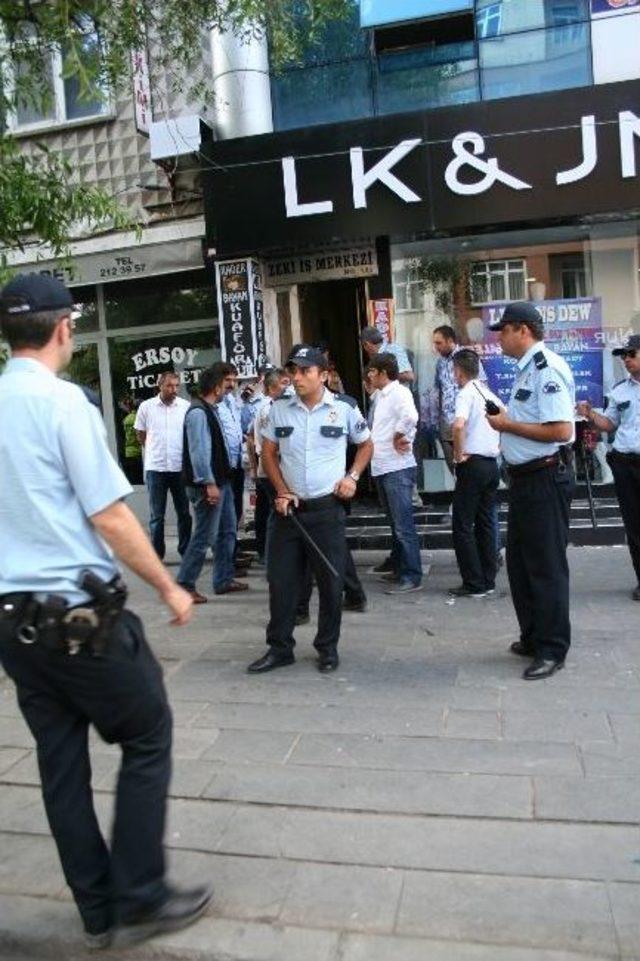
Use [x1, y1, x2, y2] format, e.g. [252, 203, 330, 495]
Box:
[63, 607, 99, 655]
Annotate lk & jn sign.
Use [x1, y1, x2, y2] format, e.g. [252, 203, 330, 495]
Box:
[203, 80, 640, 255]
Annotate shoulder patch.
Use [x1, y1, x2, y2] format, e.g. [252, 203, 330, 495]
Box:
[355, 420, 367, 432]
[542, 381, 561, 394]
[534, 351, 548, 370]
[334, 392, 358, 409]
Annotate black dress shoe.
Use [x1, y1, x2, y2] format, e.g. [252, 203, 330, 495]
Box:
[317, 652, 339, 673]
[343, 596, 367, 612]
[523, 658, 565, 680]
[114, 884, 213, 947]
[510, 640, 535, 657]
[247, 651, 295, 674]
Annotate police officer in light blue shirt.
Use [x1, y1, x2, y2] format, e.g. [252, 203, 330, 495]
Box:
[247, 345, 372, 676]
[578, 333, 640, 600]
[485, 302, 575, 681]
[0, 274, 211, 948]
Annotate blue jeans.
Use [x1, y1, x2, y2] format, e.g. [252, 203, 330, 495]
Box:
[376, 467, 423, 586]
[177, 484, 236, 591]
[146, 470, 192, 560]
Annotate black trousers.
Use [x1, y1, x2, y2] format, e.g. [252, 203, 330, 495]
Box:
[0, 609, 172, 933]
[266, 501, 347, 655]
[255, 477, 275, 560]
[608, 451, 640, 585]
[506, 464, 574, 661]
[296, 546, 366, 617]
[452, 456, 500, 593]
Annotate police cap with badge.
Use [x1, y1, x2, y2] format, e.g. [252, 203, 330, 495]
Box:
[286, 345, 328, 370]
[488, 301, 544, 337]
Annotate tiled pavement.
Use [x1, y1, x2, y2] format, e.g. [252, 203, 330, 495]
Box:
[0, 545, 638, 960]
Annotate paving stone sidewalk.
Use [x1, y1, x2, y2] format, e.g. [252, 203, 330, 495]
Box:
[0, 545, 639, 961]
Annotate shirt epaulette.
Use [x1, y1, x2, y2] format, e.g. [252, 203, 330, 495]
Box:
[333, 392, 358, 408]
[273, 394, 290, 402]
[612, 378, 627, 389]
[534, 351, 548, 370]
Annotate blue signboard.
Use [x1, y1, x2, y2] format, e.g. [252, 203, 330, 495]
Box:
[360, 0, 473, 28]
[475, 299, 604, 408]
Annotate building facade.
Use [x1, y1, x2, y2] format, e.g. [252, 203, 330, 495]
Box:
[203, 0, 640, 492]
[3, 0, 640, 495]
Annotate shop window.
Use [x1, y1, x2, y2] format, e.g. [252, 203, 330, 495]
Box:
[393, 265, 425, 311]
[109, 328, 220, 482]
[470, 259, 526, 304]
[8, 21, 110, 131]
[104, 270, 217, 330]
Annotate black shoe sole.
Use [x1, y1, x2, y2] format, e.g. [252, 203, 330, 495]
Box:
[113, 890, 213, 948]
[522, 661, 565, 681]
[317, 661, 339, 673]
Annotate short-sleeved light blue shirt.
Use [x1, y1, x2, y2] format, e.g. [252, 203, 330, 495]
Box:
[217, 393, 243, 468]
[604, 377, 640, 453]
[0, 358, 132, 604]
[262, 388, 370, 498]
[501, 342, 575, 465]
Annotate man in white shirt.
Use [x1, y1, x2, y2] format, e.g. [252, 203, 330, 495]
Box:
[135, 371, 192, 560]
[367, 353, 423, 594]
[449, 349, 502, 598]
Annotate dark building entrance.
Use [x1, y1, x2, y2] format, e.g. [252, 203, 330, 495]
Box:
[298, 277, 367, 407]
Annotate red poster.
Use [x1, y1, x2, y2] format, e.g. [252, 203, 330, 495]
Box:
[368, 298, 395, 343]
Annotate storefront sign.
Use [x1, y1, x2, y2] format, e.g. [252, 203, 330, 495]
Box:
[264, 246, 378, 286]
[27, 238, 204, 287]
[368, 298, 395, 342]
[125, 345, 204, 392]
[203, 80, 640, 255]
[131, 46, 152, 135]
[215, 259, 265, 378]
[476, 299, 605, 407]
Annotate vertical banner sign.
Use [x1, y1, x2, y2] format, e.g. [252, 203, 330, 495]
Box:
[368, 298, 395, 343]
[216, 259, 265, 378]
[249, 260, 268, 372]
[473, 298, 604, 408]
[131, 46, 152, 135]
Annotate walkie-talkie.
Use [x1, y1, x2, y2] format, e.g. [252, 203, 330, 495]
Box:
[473, 381, 500, 415]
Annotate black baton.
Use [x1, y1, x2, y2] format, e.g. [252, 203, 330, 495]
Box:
[286, 505, 341, 579]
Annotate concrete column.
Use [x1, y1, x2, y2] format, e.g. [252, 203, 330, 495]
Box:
[210, 21, 273, 140]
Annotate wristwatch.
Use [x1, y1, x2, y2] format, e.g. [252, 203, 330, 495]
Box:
[348, 470, 360, 482]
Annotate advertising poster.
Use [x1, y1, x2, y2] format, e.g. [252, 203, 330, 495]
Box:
[591, 0, 639, 15]
[368, 298, 395, 343]
[475, 298, 604, 407]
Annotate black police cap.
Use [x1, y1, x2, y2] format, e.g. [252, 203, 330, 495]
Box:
[286, 345, 328, 369]
[612, 334, 640, 356]
[0, 273, 75, 316]
[488, 301, 543, 332]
